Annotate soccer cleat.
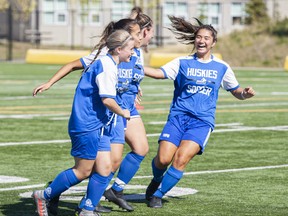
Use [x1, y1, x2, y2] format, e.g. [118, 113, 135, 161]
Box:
[75, 204, 111, 215]
[95, 203, 111, 213]
[32, 190, 49, 216]
[145, 179, 161, 201]
[78, 209, 101, 216]
[148, 196, 163, 208]
[47, 195, 60, 215]
[103, 188, 134, 212]
[45, 181, 59, 216]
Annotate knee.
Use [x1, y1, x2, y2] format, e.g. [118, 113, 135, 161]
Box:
[97, 163, 112, 176]
[102, 164, 112, 176]
[172, 155, 189, 171]
[130, 142, 149, 156]
[156, 155, 171, 168]
[111, 159, 121, 172]
[138, 145, 149, 156]
[73, 168, 92, 180]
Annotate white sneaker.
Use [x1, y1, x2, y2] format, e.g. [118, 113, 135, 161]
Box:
[32, 190, 48, 216]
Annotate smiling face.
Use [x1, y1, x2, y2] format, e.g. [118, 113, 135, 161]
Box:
[119, 39, 135, 63]
[194, 28, 216, 60]
[130, 24, 142, 48]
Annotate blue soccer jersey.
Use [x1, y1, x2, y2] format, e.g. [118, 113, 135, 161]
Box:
[161, 53, 239, 129]
[81, 47, 144, 112]
[68, 54, 118, 133]
[117, 48, 144, 111]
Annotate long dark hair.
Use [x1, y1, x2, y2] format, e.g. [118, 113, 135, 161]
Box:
[93, 18, 138, 59]
[167, 15, 217, 46]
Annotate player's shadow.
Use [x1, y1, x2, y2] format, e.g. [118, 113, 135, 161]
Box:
[0, 197, 77, 216]
[122, 193, 172, 207]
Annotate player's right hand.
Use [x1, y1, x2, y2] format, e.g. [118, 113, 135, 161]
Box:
[32, 83, 52, 96]
[122, 109, 131, 120]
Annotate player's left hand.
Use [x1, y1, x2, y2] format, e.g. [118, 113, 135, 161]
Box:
[242, 86, 256, 99]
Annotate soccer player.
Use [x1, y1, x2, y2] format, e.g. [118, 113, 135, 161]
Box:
[32, 29, 134, 216]
[143, 16, 256, 208]
[76, 12, 154, 212]
[102, 11, 154, 212]
[33, 11, 154, 213]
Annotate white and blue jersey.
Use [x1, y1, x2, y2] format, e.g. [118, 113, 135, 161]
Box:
[68, 54, 118, 134]
[161, 53, 239, 129]
[79, 47, 144, 144]
[80, 47, 108, 68]
[80, 47, 144, 112]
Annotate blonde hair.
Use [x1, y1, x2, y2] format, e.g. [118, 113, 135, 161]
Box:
[106, 30, 134, 54]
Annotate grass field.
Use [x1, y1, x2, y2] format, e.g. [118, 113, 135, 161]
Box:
[0, 62, 287, 216]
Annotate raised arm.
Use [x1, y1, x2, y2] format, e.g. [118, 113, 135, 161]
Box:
[231, 86, 255, 100]
[33, 59, 83, 96]
[144, 66, 165, 79]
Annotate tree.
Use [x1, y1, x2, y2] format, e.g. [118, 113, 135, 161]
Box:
[0, 0, 9, 11]
[245, 0, 269, 25]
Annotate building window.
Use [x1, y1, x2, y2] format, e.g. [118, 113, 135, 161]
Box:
[78, 1, 102, 26]
[111, 0, 133, 21]
[163, 1, 188, 25]
[231, 2, 246, 25]
[43, 0, 68, 25]
[197, 3, 221, 27]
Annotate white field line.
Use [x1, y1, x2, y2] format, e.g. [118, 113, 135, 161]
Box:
[217, 102, 288, 108]
[0, 125, 287, 147]
[0, 114, 67, 119]
[0, 101, 287, 120]
[1, 164, 288, 192]
[271, 92, 288, 95]
[0, 139, 71, 147]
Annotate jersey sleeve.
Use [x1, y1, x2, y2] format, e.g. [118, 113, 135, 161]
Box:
[160, 57, 181, 80]
[80, 47, 109, 68]
[221, 65, 239, 91]
[80, 51, 96, 68]
[96, 58, 117, 98]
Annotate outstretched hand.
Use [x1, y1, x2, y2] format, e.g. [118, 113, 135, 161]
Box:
[32, 83, 52, 96]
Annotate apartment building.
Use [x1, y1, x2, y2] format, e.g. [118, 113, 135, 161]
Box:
[5, 0, 288, 47]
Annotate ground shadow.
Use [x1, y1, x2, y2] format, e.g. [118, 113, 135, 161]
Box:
[0, 197, 77, 216]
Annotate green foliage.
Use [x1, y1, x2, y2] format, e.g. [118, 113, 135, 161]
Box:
[245, 0, 269, 25]
[271, 18, 288, 37]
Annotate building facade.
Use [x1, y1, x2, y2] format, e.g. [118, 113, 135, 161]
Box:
[4, 0, 288, 47]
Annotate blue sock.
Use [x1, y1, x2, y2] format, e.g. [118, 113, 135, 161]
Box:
[78, 194, 87, 209]
[106, 172, 115, 189]
[83, 173, 108, 211]
[154, 166, 183, 198]
[44, 168, 80, 200]
[112, 152, 144, 192]
[152, 158, 167, 183]
[78, 172, 114, 209]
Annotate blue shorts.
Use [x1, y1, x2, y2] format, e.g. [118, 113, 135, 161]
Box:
[122, 106, 140, 130]
[110, 115, 125, 144]
[70, 125, 113, 159]
[70, 129, 102, 160]
[159, 114, 212, 154]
